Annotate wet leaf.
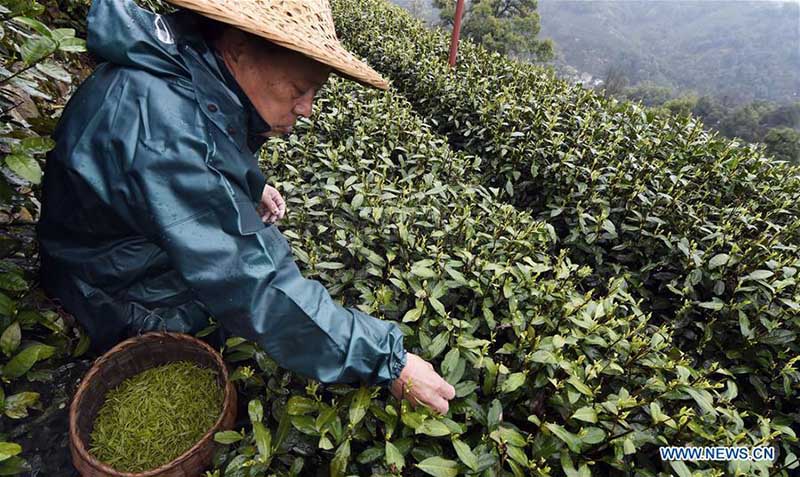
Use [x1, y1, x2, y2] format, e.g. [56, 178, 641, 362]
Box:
[3, 391, 39, 419]
[2, 344, 55, 379]
[4, 154, 42, 184]
[0, 323, 20, 357]
[20, 35, 56, 64]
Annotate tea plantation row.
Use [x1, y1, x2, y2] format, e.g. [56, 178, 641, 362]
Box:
[206, 78, 795, 477]
[331, 0, 800, 445]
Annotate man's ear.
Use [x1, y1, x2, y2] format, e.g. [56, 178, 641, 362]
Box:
[220, 28, 249, 66]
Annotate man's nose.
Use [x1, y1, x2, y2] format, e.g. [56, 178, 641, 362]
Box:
[293, 95, 313, 118]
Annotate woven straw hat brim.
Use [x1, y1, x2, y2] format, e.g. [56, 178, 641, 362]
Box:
[166, 0, 389, 90]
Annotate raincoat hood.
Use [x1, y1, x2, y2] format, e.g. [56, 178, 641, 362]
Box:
[86, 0, 270, 154]
[87, 0, 191, 80]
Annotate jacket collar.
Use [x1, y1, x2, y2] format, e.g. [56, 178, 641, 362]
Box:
[170, 12, 268, 155]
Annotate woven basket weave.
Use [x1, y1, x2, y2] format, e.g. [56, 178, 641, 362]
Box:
[69, 332, 237, 477]
[164, 0, 389, 90]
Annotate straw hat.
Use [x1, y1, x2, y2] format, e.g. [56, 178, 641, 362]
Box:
[166, 0, 389, 90]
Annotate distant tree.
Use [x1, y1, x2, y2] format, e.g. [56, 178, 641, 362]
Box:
[692, 96, 724, 129]
[433, 0, 554, 61]
[760, 102, 800, 130]
[719, 101, 774, 143]
[600, 63, 628, 98]
[606, 80, 798, 162]
[623, 81, 675, 106]
[661, 95, 698, 118]
[763, 127, 800, 164]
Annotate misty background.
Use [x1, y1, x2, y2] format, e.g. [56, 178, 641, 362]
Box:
[389, 0, 800, 162]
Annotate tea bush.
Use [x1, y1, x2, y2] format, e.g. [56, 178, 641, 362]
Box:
[205, 79, 794, 477]
[331, 0, 800, 430]
[0, 0, 89, 473]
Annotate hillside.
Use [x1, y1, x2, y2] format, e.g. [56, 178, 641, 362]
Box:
[390, 0, 800, 105]
[535, 0, 799, 104]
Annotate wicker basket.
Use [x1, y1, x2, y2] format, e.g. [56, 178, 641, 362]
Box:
[69, 331, 237, 477]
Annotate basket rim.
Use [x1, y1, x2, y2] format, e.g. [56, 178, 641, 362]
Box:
[68, 331, 235, 477]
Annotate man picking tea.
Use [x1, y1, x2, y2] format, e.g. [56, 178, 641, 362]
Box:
[36, 0, 455, 413]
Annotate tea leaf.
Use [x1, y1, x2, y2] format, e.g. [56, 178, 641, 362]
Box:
[0, 442, 22, 461]
[20, 35, 56, 64]
[253, 422, 272, 462]
[571, 406, 597, 424]
[4, 154, 42, 184]
[287, 396, 318, 415]
[415, 456, 459, 477]
[2, 344, 55, 379]
[349, 386, 371, 426]
[3, 392, 39, 419]
[545, 423, 582, 453]
[708, 253, 729, 269]
[746, 270, 773, 281]
[330, 439, 350, 477]
[248, 399, 264, 423]
[500, 372, 526, 393]
[214, 431, 243, 445]
[385, 441, 405, 471]
[0, 323, 21, 357]
[416, 419, 451, 437]
[451, 439, 478, 471]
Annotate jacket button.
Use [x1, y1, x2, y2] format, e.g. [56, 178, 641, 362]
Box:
[207, 104, 218, 112]
[227, 126, 236, 135]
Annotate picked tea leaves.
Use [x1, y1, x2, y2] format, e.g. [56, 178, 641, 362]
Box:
[89, 360, 224, 472]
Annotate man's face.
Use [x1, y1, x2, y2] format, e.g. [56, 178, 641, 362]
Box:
[217, 30, 331, 136]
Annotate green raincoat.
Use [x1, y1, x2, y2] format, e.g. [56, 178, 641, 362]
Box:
[36, 0, 406, 386]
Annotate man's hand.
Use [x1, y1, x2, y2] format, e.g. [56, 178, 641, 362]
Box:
[390, 353, 456, 415]
[258, 184, 286, 223]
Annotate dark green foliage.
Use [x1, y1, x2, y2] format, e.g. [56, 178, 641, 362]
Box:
[204, 75, 796, 476]
[1, 1, 88, 474]
[328, 0, 800, 471]
[763, 127, 800, 165]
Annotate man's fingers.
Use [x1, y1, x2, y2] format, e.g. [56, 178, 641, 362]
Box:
[263, 198, 278, 214]
[272, 192, 286, 218]
[438, 380, 456, 400]
[429, 396, 449, 415]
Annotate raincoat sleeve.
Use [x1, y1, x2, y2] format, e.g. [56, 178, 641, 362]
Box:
[104, 75, 406, 387]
